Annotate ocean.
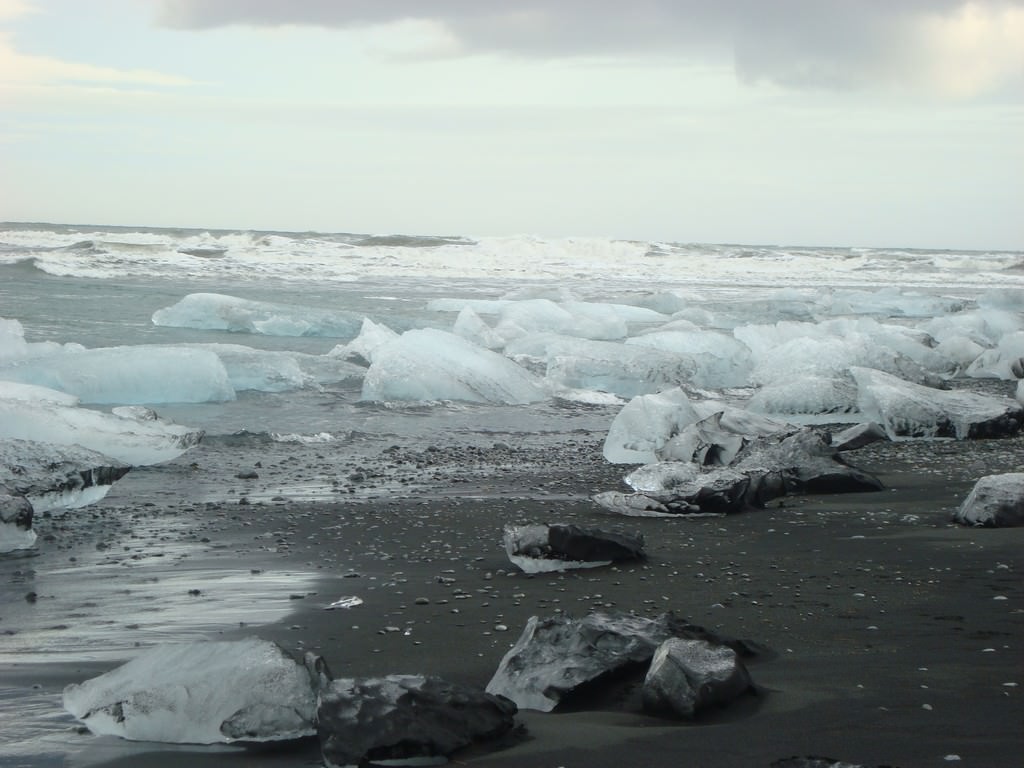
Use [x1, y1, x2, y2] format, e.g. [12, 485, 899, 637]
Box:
[1, 222, 1023, 763]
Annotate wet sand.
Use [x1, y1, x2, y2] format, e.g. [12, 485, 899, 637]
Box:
[2, 435, 1022, 768]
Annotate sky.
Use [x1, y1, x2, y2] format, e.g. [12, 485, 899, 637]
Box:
[0, 0, 1022, 250]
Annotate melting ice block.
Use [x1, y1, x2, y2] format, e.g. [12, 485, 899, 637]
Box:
[602, 388, 701, 464]
[0, 438, 129, 514]
[0, 345, 234, 404]
[851, 366, 1024, 439]
[507, 333, 698, 398]
[152, 292, 362, 338]
[64, 638, 319, 744]
[0, 382, 203, 465]
[362, 328, 546, 404]
[0, 487, 36, 552]
[327, 317, 399, 364]
[954, 473, 1024, 527]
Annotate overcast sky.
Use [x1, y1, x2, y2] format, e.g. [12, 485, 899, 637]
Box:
[1, 0, 1021, 249]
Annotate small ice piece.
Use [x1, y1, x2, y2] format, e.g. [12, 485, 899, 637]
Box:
[602, 388, 700, 464]
[326, 596, 364, 610]
[0, 487, 36, 553]
[503, 524, 643, 573]
[63, 638, 319, 744]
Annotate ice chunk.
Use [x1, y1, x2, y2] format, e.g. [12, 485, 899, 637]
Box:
[453, 307, 505, 350]
[0, 345, 235, 404]
[63, 638, 318, 743]
[0, 438, 129, 514]
[362, 328, 546, 404]
[494, 299, 627, 342]
[624, 462, 702, 494]
[602, 388, 700, 464]
[0, 487, 35, 552]
[747, 375, 859, 417]
[954, 473, 1024, 527]
[152, 292, 362, 338]
[192, 343, 363, 390]
[507, 333, 698, 398]
[964, 331, 1024, 379]
[0, 385, 203, 465]
[327, 317, 399, 364]
[851, 366, 1024, 439]
[625, 330, 753, 387]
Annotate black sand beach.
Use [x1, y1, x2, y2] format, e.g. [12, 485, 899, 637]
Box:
[2, 432, 1022, 768]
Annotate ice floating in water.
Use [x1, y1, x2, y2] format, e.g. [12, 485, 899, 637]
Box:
[453, 307, 505, 350]
[624, 329, 753, 388]
[0, 381, 203, 465]
[328, 317, 400, 364]
[507, 333, 698, 399]
[63, 638, 318, 744]
[0, 344, 235, 404]
[362, 328, 547, 404]
[152, 292, 363, 338]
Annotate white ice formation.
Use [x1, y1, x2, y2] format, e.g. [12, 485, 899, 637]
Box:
[361, 328, 546, 404]
[63, 638, 319, 744]
[152, 292, 362, 337]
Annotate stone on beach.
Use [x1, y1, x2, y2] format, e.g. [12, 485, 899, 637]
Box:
[503, 523, 644, 573]
[642, 637, 754, 718]
[486, 611, 754, 712]
[63, 638, 319, 744]
[954, 473, 1024, 527]
[317, 674, 518, 768]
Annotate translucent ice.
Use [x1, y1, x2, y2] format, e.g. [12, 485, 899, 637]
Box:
[602, 388, 700, 464]
[0, 382, 203, 465]
[328, 317, 400, 364]
[452, 307, 505, 350]
[63, 638, 318, 744]
[0, 345, 234, 404]
[851, 366, 1024, 439]
[506, 333, 698, 398]
[152, 292, 362, 338]
[362, 328, 546, 404]
[625, 329, 753, 388]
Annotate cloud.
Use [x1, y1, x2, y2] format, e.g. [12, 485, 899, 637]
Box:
[0, 30, 195, 92]
[157, 0, 1024, 98]
[0, 0, 35, 22]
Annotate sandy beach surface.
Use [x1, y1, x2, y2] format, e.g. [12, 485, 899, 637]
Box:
[2, 433, 1022, 768]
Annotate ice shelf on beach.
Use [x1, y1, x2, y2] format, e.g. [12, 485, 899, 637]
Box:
[362, 328, 547, 404]
[152, 292, 363, 338]
[63, 638, 318, 744]
[0, 381, 203, 465]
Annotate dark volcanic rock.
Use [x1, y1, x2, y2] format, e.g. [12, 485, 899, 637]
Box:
[486, 611, 756, 712]
[317, 675, 517, 768]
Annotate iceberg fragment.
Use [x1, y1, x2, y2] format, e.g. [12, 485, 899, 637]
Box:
[0, 345, 235, 404]
[327, 317, 399, 364]
[851, 367, 1024, 439]
[63, 638, 319, 744]
[0, 383, 203, 465]
[152, 292, 362, 338]
[362, 328, 546, 404]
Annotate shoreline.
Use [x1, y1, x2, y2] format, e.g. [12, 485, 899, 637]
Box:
[2, 436, 1022, 767]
